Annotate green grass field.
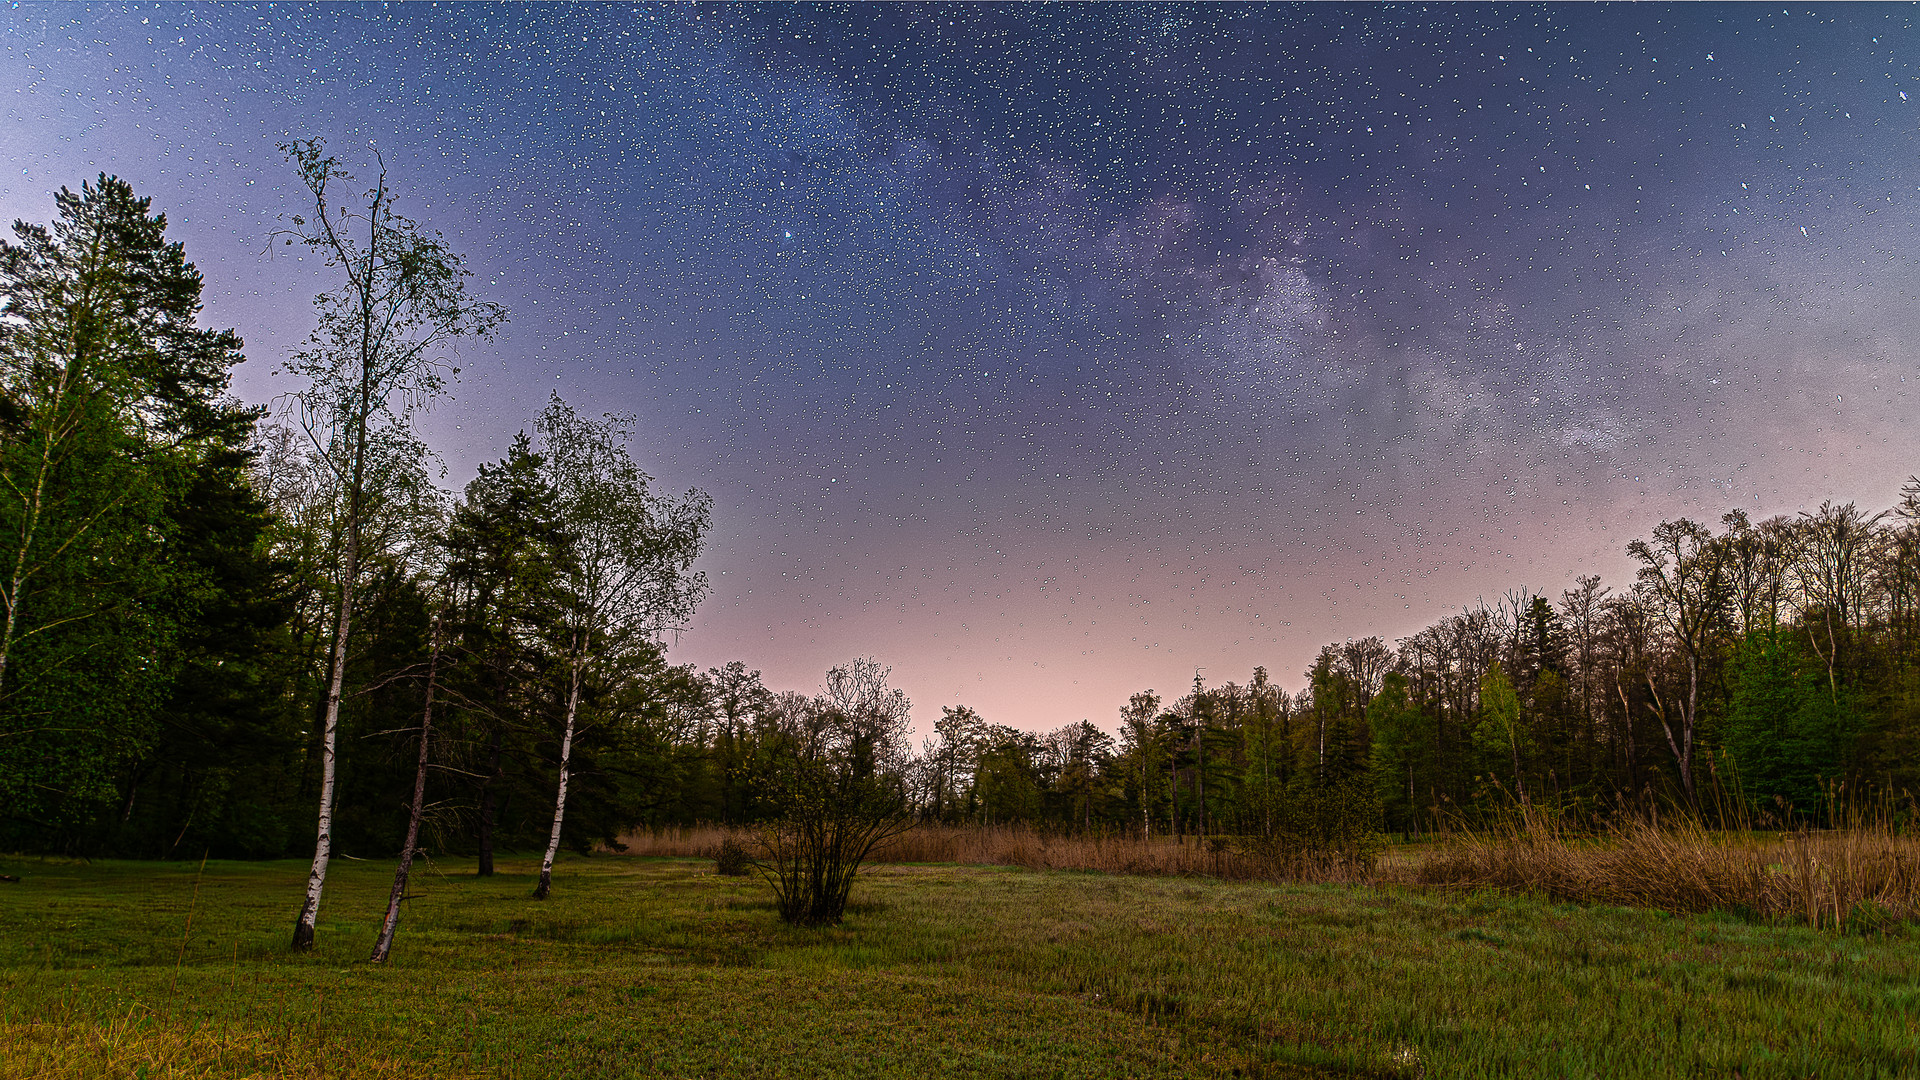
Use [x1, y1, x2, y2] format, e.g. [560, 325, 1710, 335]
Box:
[1, 853, 1915, 1078]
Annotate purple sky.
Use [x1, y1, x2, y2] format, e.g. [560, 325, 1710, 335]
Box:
[5, 3, 1916, 732]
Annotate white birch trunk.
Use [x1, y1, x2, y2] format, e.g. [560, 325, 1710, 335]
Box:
[535, 651, 585, 900]
[292, 565, 354, 951]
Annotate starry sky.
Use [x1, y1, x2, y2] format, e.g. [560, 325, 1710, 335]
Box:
[5, 4, 1917, 732]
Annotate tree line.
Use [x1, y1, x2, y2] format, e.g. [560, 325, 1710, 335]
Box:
[897, 498, 1920, 840]
[4, 149, 1918, 927]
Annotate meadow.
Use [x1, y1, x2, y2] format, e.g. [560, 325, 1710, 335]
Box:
[3, 843, 1917, 1079]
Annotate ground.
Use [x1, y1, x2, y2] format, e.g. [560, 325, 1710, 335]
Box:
[0, 853, 1914, 1078]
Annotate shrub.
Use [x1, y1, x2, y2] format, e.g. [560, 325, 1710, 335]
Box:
[712, 834, 753, 877]
[751, 660, 915, 926]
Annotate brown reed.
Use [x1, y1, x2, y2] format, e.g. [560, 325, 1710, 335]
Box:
[621, 804, 1920, 931]
[1413, 799, 1920, 930]
[616, 822, 1377, 884]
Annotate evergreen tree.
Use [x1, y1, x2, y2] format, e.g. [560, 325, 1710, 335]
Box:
[0, 176, 261, 841]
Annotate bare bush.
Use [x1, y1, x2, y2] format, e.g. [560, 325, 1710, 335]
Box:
[752, 660, 916, 925]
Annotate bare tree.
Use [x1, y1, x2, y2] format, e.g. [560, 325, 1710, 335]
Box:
[1558, 575, 1610, 779]
[1627, 519, 1727, 808]
[1882, 478, 1920, 654]
[1793, 501, 1886, 709]
[278, 138, 504, 952]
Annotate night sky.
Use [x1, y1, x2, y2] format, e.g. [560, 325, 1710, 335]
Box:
[5, 4, 1917, 731]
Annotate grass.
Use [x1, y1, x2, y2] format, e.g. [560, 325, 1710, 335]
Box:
[2, 851, 1918, 1078]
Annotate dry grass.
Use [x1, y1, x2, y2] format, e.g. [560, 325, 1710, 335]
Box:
[625, 812, 1920, 931]
[618, 822, 1377, 883]
[1415, 806, 1920, 930]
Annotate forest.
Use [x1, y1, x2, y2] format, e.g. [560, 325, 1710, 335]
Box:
[3, 154, 1919, 886]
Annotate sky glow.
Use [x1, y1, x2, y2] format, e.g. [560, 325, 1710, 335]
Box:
[4, 3, 1917, 731]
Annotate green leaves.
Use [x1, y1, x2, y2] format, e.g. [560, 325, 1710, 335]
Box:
[0, 176, 258, 834]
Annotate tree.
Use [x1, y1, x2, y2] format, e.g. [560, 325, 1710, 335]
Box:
[278, 138, 504, 952]
[924, 704, 985, 822]
[705, 662, 775, 824]
[1794, 501, 1885, 713]
[443, 436, 569, 877]
[1049, 720, 1113, 832]
[1117, 690, 1163, 836]
[1240, 669, 1291, 838]
[370, 599, 445, 964]
[974, 725, 1043, 825]
[0, 176, 257, 832]
[1473, 662, 1528, 804]
[1627, 519, 1727, 808]
[1368, 671, 1424, 833]
[531, 395, 710, 900]
[754, 659, 914, 925]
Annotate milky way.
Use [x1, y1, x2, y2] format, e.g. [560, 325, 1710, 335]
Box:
[5, 4, 1916, 730]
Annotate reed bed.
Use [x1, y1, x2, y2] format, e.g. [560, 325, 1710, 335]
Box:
[1415, 806, 1920, 930]
[623, 812, 1920, 930]
[618, 823, 1376, 883]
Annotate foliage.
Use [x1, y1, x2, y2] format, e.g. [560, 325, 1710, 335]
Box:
[0, 175, 262, 840]
[275, 136, 504, 951]
[1236, 777, 1386, 878]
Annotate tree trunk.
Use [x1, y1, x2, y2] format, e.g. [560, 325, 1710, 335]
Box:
[478, 642, 510, 877]
[478, 720, 502, 877]
[535, 655, 585, 900]
[1195, 730, 1207, 839]
[371, 610, 442, 963]
[1170, 752, 1179, 839]
[0, 340, 83, 697]
[292, 235, 376, 952]
[1141, 758, 1150, 838]
[1510, 736, 1528, 806]
[292, 518, 359, 952]
[0, 458, 47, 695]
[1680, 656, 1698, 808]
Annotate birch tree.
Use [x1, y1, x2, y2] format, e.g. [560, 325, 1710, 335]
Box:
[370, 600, 444, 964]
[280, 138, 503, 952]
[1117, 691, 1162, 836]
[531, 395, 709, 900]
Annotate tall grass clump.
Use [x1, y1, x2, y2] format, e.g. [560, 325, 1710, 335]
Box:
[1415, 791, 1920, 929]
